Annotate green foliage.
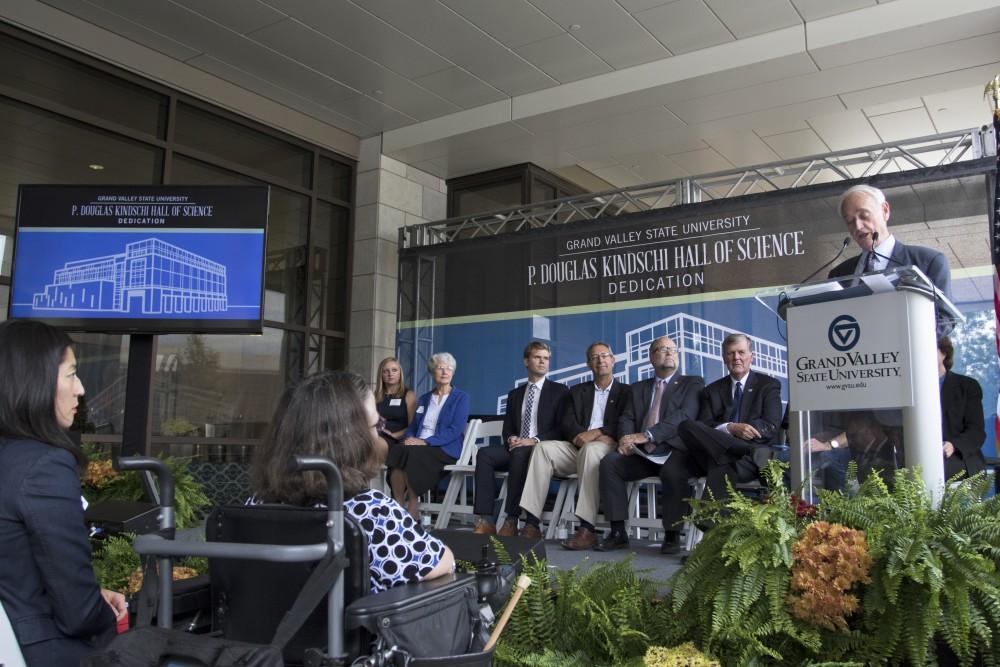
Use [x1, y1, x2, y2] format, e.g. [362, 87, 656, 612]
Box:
[659, 461, 822, 665]
[82, 444, 210, 530]
[816, 466, 1000, 666]
[495, 553, 668, 667]
[91, 533, 141, 592]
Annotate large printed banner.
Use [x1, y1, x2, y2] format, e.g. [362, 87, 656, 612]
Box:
[399, 171, 998, 457]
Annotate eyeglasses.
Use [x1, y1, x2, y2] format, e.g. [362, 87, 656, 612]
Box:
[588, 352, 613, 361]
[433, 366, 452, 372]
[652, 346, 678, 355]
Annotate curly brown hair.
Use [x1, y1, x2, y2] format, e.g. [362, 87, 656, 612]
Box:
[250, 370, 379, 504]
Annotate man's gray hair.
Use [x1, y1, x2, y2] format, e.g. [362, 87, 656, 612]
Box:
[722, 332, 752, 350]
[839, 184, 886, 216]
[427, 352, 457, 372]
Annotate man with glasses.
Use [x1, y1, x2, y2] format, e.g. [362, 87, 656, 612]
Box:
[518, 342, 630, 550]
[472, 341, 569, 537]
[676, 333, 782, 515]
[598, 336, 703, 553]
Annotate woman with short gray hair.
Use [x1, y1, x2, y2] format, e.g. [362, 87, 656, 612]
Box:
[386, 352, 470, 520]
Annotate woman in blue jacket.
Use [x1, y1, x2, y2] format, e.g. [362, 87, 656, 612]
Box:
[0, 319, 127, 666]
[387, 352, 470, 520]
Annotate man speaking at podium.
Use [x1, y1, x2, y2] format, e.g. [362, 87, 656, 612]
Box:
[827, 184, 951, 298]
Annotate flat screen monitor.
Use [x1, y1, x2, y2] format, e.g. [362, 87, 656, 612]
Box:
[8, 184, 269, 334]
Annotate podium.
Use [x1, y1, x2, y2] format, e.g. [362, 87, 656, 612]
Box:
[768, 266, 962, 503]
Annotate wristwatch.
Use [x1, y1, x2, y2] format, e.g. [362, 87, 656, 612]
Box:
[829, 438, 840, 449]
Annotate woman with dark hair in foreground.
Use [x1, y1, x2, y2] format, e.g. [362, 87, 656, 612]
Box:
[250, 370, 454, 593]
[0, 319, 127, 666]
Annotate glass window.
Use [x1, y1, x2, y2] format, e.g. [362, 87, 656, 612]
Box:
[73, 333, 129, 437]
[0, 284, 8, 318]
[452, 179, 522, 217]
[531, 180, 556, 203]
[174, 102, 311, 188]
[318, 155, 352, 202]
[307, 333, 346, 374]
[0, 34, 167, 138]
[151, 329, 304, 440]
[171, 154, 261, 187]
[311, 201, 350, 332]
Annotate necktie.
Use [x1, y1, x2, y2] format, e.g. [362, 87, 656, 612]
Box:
[520, 384, 536, 439]
[865, 251, 875, 273]
[729, 381, 743, 422]
[643, 380, 664, 431]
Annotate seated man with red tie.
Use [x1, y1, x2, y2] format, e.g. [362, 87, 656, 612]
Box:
[675, 332, 783, 514]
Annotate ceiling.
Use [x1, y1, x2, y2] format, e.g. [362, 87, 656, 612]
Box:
[4, 0, 1000, 191]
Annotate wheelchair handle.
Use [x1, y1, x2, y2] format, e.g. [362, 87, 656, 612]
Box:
[115, 456, 174, 509]
[289, 455, 344, 507]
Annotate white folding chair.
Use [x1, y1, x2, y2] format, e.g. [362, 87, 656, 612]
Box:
[433, 419, 504, 529]
[0, 600, 27, 667]
[626, 476, 664, 541]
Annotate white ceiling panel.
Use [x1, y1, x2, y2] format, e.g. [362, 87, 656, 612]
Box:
[535, 106, 686, 150]
[528, 0, 670, 68]
[704, 0, 802, 38]
[261, 0, 452, 79]
[623, 154, 690, 183]
[807, 108, 880, 150]
[37, 0, 203, 60]
[353, 0, 557, 95]
[314, 93, 417, 132]
[249, 19, 460, 120]
[170, 0, 285, 35]
[839, 61, 1000, 111]
[868, 107, 936, 142]
[617, 0, 675, 13]
[591, 164, 647, 187]
[692, 96, 847, 137]
[761, 128, 830, 158]
[862, 97, 923, 117]
[440, 0, 564, 48]
[666, 147, 733, 173]
[633, 0, 733, 55]
[187, 54, 377, 136]
[753, 115, 810, 136]
[924, 85, 992, 133]
[703, 131, 782, 166]
[412, 67, 507, 109]
[789, 0, 875, 22]
[514, 33, 613, 83]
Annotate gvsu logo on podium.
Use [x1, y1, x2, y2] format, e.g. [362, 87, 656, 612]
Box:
[828, 315, 860, 351]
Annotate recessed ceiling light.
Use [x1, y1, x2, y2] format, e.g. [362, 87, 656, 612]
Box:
[373, 89, 383, 96]
[937, 107, 947, 112]
[569, 24, 581, 31]
[88, 164, 104, 170]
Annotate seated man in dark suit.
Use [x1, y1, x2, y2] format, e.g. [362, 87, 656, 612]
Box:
[597, 335, 703, 553]
[676, 332, 782, 513]
[828, 183, 951, 298]
[938, 335, 986, 478]
[473, 341, 569, 536]
[518, 342, 629, 548]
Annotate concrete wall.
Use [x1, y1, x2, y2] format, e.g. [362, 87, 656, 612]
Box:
[348, 136, 447, 385]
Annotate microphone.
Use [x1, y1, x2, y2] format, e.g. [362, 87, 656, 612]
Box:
[799, 237, 850, 284]
[867, 232, 905, 270]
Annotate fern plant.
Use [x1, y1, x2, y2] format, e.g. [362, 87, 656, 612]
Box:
[816, 466, 1000, 666]
[658, 461, 823, 666]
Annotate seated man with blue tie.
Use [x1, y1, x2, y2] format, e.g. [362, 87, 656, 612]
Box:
[676, 332, 783, 513]
[472, 341, 569, 536]
[597, 335, 703, 553]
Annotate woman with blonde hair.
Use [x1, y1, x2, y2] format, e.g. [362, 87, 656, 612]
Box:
[374, 357, 416, 447]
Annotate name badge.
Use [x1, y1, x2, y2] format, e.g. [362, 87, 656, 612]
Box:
[416, 405, 425, 414]
[389, 398, 402, 406]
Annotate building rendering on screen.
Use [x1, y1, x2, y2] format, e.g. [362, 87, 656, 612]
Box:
[33, 238, 227, 315]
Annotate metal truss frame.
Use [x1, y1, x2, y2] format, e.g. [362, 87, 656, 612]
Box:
[401, 127, 995, 249]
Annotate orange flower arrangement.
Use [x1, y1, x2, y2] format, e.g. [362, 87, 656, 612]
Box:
[83, 457, 119, 490]
[787, 521, 872, 632]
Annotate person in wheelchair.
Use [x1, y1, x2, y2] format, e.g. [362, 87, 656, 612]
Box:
[249, 370, 455, 593]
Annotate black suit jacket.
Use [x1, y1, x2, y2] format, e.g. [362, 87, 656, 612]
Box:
[502, 379, 570, 445]
[697, 371, 783, 450]
[828, 239, 951, 299]
[0, 439, 115, 665]
[941, 370, 986, 477]
[618, 374, 704, 455]
[561, 380, 630, 442]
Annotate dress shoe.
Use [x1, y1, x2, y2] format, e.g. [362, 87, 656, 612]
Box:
[659, 538, 682, 555]
[561, 526, 597, 551]
[594, 530, 629, 551]
[472, 520, 496, 536]
[518, 523, 542, 540]
[496, 518, 519, 537]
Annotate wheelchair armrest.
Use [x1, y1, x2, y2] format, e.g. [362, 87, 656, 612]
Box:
[344, 573, 476, 629]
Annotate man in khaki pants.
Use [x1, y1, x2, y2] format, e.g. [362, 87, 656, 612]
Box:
[518, 342, 629, 549]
